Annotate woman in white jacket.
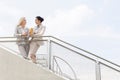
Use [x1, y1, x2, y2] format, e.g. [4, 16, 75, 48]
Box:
[29, 16, 46, 63]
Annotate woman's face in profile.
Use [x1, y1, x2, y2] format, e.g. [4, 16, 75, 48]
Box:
[21, 19, 26, 26]
[35, 18, 41, 25]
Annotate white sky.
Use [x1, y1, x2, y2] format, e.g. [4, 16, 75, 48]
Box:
[0, 0, 120, 64]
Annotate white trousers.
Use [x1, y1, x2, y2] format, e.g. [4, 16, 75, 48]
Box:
[29, 42, 40, 55]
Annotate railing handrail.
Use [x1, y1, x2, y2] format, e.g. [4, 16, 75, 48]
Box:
[0, 36, 51, 38]
[0, 36, 119, 69]
[50, 36, 120, 68]
[51, 40, 120, 73]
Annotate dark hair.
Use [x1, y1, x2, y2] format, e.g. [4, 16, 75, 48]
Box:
[36, 16, 44, 22]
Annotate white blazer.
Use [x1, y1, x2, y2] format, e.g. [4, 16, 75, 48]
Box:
[31, 24, 46, 46]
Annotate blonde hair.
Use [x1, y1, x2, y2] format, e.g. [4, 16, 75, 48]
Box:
[17, 17, 26, 27]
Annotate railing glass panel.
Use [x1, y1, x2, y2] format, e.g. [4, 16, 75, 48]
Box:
[51, 41, 96, 80]
[0, 42, 19, 53]
[0, 39, 48, 67]
[100, 64, 120, 80]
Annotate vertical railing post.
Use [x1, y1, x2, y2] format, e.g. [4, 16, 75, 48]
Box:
[47, 38, 52, 70]
[52, 56, 55, 72]
[96, 61, 101, 80]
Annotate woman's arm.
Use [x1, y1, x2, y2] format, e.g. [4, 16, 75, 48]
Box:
[14, 27, 22, 37]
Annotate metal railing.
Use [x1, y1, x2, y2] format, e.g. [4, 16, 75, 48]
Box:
[50, 36, 120, 68]
[0, 36, 120, 80]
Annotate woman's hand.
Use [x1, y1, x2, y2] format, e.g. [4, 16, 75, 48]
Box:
[29, 34, 34, 37]
[22, 32, 27, 36]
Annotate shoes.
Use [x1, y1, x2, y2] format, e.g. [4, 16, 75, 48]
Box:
[30, 54, 37, 64]
[22, 56, 37, 64]
[23, 57, 30, 60]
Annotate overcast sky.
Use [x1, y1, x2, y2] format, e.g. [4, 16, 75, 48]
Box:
[0, 0, 120, 64]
